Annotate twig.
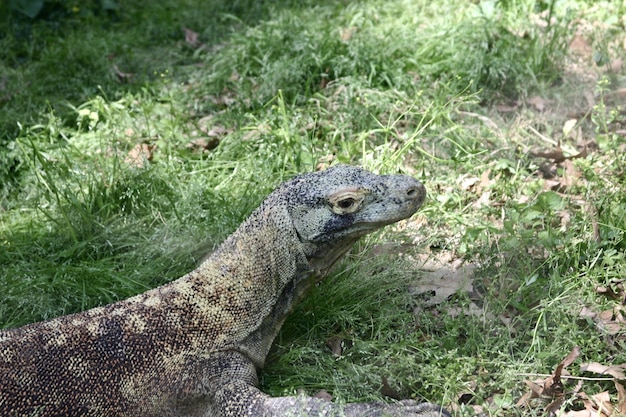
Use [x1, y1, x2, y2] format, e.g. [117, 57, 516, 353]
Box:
[517, 373, 615, 381]
[527, 125, 558, 146]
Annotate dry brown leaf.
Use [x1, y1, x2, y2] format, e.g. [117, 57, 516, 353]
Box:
[579, 306, 597, 319]
[515, 390, 533, 407]
[559, 209, 571, 228]
[527, 95, 547, 112]
[517, 378, 552, 408]
[596, 279, 626, 302]
[581, 362, 626, 380]
[560, 159, 582, 189]
[569, 35, 593, 57]
[125, 143, 154, 167]
[479, 169, 492, 189]
[208, 126, 228, 138]
[339, 26, 357, 41]
[615, 381, 626, 414]
[531, 146, 567, 163]
[380, 376, 403, 400]
[474, 191, 491, 208]
[543, 346, 581, 397]
[517, 347, 581, 412]
[495, 101, 520, 112]
[183, 27, 199, 47]
[187, 137, 220, 152]
[525, 379, 546, 398]
[561, 411, 593, 417]
[590, 391, 614, 416]
[606, 58, 623, 74]
[112, 64, 133, 82]
[545, 396, 566, 415]
[459, 176, 480, 191]
[580, 305, 626, 335]
[530, 146, 588, 163]
[313, 390, 333, 402]
[604, 88, 626, 105]
[408, 262, 475, 307]
[325, 335, 344, 357]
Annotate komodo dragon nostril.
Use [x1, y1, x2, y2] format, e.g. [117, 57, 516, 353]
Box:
[407, 187, 418, 197]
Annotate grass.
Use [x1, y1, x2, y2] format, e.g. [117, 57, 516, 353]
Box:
[1, 0, 626, 415]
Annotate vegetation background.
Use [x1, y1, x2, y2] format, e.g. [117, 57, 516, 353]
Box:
[1, 0, 625, 415]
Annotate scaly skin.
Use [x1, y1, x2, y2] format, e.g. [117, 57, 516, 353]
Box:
[0, 165, 449, 417]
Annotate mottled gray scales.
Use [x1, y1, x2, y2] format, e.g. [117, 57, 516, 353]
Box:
[0, 165, 450, 417]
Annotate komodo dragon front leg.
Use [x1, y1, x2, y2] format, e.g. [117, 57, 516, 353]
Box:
[0, 165, 450, 417]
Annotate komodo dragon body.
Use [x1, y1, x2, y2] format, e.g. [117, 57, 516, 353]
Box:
[0, 165, 449, 417]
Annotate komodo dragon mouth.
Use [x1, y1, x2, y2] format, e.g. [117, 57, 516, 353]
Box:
[0, 165, 449, 417]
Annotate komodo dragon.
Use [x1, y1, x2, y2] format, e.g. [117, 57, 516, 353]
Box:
[0, 165, 450, 417]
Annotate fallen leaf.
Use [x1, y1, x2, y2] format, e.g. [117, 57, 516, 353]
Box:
[598, 280, 626, 304]
[339, 26, 357, 41]
[615, 381, 626, 414]
[569, 35, 593, 57]
[313, 390, 333, 401]
[495, 100, 520, 112]
[380, 376, 403, 400]
[560, 159, 582, 189]
[474, 191, 491, 208]
[531, 146, 567, 163]
[409, 262, 475, 306]
[183, 27, 199, 47]
[517, 346, 581, 412]
[527, 95, 547, 112]
[590, 391, 614, 416]
[544, 346, 580, 397]
[530, 146, 588, 163]
[563, 119, 578, 138]
[187, 138, 220, 152]
[579, 306, 597, 319]
[479, 169, 492, 190]
[561, 411, 593, 417]
[459, 176, 480, 191]
[125, 143, 154, 167]
[604, 88, 626, 105]
[112, 64, 133, 82]
[325, 335, 344, 356]
[207, 125, 228, 137]
[580, 305, 626, 335]
[606, 58, 623, 74]
[580, 362, 626, 380]
[545, 396, 566, 415]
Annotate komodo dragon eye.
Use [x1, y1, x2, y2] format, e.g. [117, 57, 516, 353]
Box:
[328, 190, 365, 215]
[338, 198, 356, 209]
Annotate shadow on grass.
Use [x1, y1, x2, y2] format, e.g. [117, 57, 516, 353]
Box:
[0, 0, 346, 140]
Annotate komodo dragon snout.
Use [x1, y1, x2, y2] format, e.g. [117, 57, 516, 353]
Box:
[0, 165, 449, 417]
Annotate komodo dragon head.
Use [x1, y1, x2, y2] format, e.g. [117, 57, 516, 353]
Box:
[275, 164, 426, 277]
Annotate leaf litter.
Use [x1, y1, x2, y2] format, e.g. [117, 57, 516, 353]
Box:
[517, 346, 626, 416]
